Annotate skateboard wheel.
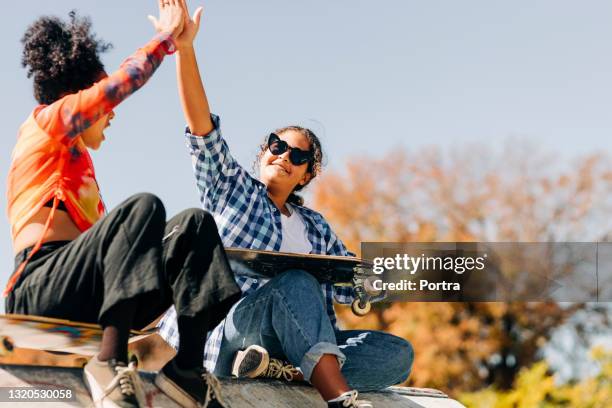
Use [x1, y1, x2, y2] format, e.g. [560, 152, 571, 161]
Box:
[351, 299, 371, 316]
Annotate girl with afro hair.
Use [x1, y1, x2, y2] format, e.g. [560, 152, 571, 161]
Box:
[5, 1, 241, 407]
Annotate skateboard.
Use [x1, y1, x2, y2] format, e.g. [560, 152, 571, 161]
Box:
[225, 248, 381, 316]
[0, 314, 174, 370]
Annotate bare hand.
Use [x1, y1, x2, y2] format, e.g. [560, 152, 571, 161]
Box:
[148, 0, 185, 40]
[174, 0, 204, 50]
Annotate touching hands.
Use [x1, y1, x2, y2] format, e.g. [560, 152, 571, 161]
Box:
[148, 0, 186, 40]
[174, 0, 204, 50]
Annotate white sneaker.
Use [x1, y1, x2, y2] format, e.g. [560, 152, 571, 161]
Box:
[231, 345, 300, 381]
[327, 390, 373, 408]
[83, 355, 145, 408]
[231, 345, 270, 378]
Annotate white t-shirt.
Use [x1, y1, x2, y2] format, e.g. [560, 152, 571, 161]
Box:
[279, 203, 313, 254]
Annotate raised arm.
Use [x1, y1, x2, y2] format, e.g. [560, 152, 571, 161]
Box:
[36, 1, 185, 144]
[174, 1, 213, 136]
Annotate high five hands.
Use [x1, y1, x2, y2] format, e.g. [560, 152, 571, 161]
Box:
[148, 0, 185, 40]
[149, 0, 203, 50]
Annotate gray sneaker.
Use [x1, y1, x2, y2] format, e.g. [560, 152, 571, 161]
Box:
[83, 355, 145, 408]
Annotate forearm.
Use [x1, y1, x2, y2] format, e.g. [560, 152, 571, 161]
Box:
[176, 46, 213, 136]
[105, 33, 175, 106]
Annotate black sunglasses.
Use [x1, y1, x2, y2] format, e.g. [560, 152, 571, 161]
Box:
[267, 133, 313, 166]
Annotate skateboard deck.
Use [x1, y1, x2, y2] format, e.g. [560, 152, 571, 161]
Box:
[0, 314, 173, 369]
[225, 248, 380, 315]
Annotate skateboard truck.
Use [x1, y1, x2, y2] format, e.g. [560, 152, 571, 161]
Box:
[351, 266, 373, 316]
[350, 265, 386, 316]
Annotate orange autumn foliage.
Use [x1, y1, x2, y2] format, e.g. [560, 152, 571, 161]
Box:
[311, 143, 612, 394]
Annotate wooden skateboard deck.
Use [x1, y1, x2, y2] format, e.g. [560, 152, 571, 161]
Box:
[0, 314, 173, 369]
[225, 248, 380, 315]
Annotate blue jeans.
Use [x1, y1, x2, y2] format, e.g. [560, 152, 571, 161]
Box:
[214, 269, 414, 391]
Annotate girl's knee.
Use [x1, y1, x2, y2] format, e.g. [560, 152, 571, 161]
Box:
[272, 270, 320, 293]
[127, 193, 165, 221]
[395, 337, 414, 383]
[172, 208, 217, 231]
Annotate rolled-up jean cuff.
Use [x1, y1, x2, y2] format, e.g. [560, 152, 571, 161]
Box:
[300, 342, 346, 382]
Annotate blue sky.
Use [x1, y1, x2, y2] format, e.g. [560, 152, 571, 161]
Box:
[1, 0, 611, 308]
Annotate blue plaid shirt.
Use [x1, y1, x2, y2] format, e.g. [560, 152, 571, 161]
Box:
[158, 114, 355, 371]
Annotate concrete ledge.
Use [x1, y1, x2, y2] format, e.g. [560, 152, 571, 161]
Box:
[0, 364, 465, 407]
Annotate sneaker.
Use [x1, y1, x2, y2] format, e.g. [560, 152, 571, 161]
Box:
[155, 359, 226, 408]
[83, 354, 145, 408]
[327, 390, 373, 408]
[231, 345, 269, 378]
[231, 345, 300, 381]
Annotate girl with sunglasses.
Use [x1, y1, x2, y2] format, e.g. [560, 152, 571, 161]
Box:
[5, 2, 241, 407]
[158, 2, 414, 407]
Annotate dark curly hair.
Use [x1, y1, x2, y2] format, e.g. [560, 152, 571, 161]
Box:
[254, 126, 324, 206]
[21, 10, 112, 105]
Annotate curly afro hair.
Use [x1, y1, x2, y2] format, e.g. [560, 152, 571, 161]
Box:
[21, 10, 112, 105]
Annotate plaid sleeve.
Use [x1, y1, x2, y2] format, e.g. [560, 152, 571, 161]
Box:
[35, 33, 176, 145]
[331, 234, 358, 303]
[333, 286, 355, 304]
[301, 210, 358, 303]
[185, 114, 250, 210]
[327, 232, 356, 258]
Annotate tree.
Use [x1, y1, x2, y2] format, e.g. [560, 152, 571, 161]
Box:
[459, 347, 612, 408]
[311, 141, 612, 393]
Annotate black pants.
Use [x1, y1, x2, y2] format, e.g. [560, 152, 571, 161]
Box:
[6, 193, 241, 330]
